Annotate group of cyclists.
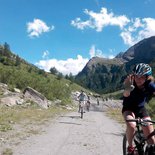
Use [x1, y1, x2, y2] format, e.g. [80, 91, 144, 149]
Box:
[77, 62, 155, 154]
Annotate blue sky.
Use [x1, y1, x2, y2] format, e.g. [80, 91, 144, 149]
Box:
[1, 0, 155, 75]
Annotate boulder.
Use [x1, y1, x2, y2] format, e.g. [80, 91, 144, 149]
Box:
[23, 87, 48, 109]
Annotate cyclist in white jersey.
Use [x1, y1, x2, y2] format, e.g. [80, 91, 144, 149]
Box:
[77, 90, 87, 112]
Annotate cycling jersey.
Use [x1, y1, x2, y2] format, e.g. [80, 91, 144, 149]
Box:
[122, 80, 155, 109]
[78, 92, 87, 101]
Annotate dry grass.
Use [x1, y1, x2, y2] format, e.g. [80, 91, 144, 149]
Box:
[0, 104, 69, 132]
[0, 104, 73, 155]
[1, 148, 13, 155]
[106, 107, 124, 124]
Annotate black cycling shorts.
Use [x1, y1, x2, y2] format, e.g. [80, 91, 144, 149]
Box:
[122, 106, 149, 118]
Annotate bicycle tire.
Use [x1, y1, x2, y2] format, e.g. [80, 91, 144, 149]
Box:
[81, 107, 83, 119]
[134, 131, 145, 155]
[123, 131, 145, 155]
[145, 144, 155, 155]
[123, 134, 127, 155]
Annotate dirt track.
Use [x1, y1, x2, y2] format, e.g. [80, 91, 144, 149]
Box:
[11, 100, 125, 155]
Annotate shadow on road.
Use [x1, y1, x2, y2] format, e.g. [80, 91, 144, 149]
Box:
[59, 121, 81, 125]
[60, 115, 81, 119]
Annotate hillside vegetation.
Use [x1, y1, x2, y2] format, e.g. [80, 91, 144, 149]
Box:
[0, 43, 83, 104]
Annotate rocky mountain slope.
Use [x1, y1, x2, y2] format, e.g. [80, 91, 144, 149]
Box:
[75, 36, 155, 93]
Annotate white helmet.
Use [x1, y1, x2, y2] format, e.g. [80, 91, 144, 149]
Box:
[133, 63, 152, 76]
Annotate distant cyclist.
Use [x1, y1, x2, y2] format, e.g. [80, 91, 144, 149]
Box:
[77, 90, 87, 113]
[122, 63, 155, 155]
[86, 95, 91, 111]
[97, 97, 99, 105]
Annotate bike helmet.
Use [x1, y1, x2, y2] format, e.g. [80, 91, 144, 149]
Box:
[133, 63, 152, 76]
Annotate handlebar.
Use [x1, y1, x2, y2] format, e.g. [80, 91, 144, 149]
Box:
[126, 118, 155, 126]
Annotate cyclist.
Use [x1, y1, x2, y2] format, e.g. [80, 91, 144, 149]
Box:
[122, 63, 155, 155]
[77, 90, 87, 113]
[97, 97, 99, 105]
[86, 94, 91, 111]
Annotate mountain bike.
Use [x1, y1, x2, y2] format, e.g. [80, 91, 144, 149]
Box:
[79, 101, 85, 119]
[123, 118, 155, 155]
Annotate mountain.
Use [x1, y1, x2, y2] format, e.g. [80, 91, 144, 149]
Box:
[75, 57, 126, 94]
[75, 36, 155, 94]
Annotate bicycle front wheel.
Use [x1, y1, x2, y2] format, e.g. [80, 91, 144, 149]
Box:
[123, 131, 145, 155]
[80, 107, 83, 119]
[123, 134, 127, 155]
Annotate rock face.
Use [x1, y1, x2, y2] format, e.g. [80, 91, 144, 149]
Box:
[23, 87, 48, 109]
[122, 36, 155, 63]
[0, 84, 49, 109]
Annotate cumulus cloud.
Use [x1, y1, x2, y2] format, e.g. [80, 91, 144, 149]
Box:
[36, 46, 115, 75]
[89, 45, 115, 59]
[35, 55, 89, 76]
[71, 7, 155, 47]
[121, 17, 155, 46]
[27, 19, 54, 38]
[71, 7, 130, 32]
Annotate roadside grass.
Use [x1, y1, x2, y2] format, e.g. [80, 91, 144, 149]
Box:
[106, 107, 124, 124]
[1, 148, 13, 155]
[0, 102, 76, 155]
[0, 103, 72, 132]
[106, 98, 155, 129]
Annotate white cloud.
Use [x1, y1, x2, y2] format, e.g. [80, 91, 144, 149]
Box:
[89, 45, 96, 58]
[71, 7, 130, 32]
[139, 18, 155, 37]
[42, 50, 49, 59]
[120, 31, 135, 46]
[27, 19, 54, 38]
[71, 7, 155, 47]
[71, 18, 93, 30]
[36, 46, 115, 76]
[121, 17, 155, 46]
[35, 55, 89, 76]
[89, 45, 115, 59]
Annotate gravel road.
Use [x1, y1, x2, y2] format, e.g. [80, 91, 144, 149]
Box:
[12, 99, 125, 155]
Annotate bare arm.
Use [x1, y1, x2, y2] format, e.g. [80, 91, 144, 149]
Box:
[123, 74, 134, 97]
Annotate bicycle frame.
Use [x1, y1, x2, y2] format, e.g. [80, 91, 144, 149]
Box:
[123, 118, 155, 155]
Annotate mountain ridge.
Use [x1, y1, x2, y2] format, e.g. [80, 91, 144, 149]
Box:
[75, 36, 155, 93]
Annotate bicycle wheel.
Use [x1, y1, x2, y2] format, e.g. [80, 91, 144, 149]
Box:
[123, 134, 127, 155]
[134, 131, 145, 155]
[80, 107, 83, 119]
[123, 131, 145, 155]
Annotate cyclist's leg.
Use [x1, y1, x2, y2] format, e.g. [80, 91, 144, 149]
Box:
[142, 116, 155, 144]
[123, 110, 136, 147]
[82, 101, 86, 112]
[78, 101, 81, 112]
[139, 107, 155, 144]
